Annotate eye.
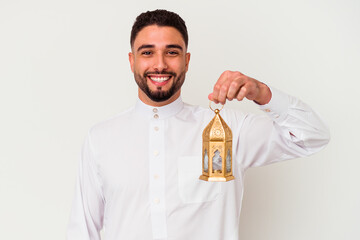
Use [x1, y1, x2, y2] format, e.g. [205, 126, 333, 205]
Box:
[168, 50, 179, 56]
[141, 51, 152, 56]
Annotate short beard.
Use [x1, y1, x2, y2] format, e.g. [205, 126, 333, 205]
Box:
[134, 70, 186, 102]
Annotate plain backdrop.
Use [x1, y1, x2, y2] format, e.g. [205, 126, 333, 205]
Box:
[0, 0, 359, 239]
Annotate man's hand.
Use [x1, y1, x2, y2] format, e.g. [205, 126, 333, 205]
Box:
[208, 70, 272, 105]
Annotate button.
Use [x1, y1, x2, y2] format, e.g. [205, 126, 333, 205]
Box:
[154, 174, 159, 180]
[154, 126, 159, 131]
[154, 198, 160, 204]
[154, 150, 159, 156]
[153, 108, 158, 113]
[264, 109, 271, 112]
[154, 114, 159, 119]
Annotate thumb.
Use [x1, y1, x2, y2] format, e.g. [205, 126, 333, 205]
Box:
[208, 93, 213, 101]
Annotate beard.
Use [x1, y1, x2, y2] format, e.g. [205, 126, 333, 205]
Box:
[134, 70, 186, 102]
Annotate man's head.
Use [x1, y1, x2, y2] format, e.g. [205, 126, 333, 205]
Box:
[129, 10, 190, 106]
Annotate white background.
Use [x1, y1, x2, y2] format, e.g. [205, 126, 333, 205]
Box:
[0, 0, 359, 239]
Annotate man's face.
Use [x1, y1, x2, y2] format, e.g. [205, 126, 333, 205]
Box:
[129, 25, 190, 106]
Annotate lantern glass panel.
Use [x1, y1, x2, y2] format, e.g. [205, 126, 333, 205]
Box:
[204, 149, 208, 172]
[212, 149, 222, 172]
[226, 149, 231, 173]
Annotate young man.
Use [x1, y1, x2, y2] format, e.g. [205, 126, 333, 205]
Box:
[67, 9, 330, 240]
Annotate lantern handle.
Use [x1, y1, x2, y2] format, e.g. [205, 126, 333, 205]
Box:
[209, 101, 224, 112]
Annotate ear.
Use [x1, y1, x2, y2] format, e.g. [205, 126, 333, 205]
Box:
[185, 52, 191, 72]
[129, 52, 134, 73]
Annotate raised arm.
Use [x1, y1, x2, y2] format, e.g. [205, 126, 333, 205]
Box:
[209, 70, 330, 169]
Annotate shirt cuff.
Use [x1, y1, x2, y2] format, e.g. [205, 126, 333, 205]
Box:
[259, 86, 291, 120]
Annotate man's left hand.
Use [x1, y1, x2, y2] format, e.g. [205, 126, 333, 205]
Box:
[208, 70, 272, 105]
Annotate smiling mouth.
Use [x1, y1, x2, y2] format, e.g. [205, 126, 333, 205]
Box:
[147, 75, 174, 87]
[148, 75, 172, 83]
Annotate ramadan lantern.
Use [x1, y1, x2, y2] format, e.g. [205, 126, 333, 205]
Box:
[200, 104, 235, 182]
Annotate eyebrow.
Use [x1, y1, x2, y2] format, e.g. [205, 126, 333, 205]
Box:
[137, 44, 183, 52]
[166, 44, 183, 50]
[137, 44, 154, 51]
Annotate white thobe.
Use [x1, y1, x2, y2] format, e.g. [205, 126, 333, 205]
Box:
[67, 87, 330, 240]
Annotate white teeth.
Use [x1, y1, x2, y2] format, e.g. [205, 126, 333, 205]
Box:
[149, 76, 170, 82]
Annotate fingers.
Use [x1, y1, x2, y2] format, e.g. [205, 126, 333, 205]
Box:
[211, 71, 246, 104]
[217, 80, 233, 104]
[237, 81, 260, 101]
[208, 93, 213, 101]
[212, 71, 230, 104]
[210, 70, 270, 105]
[236, 86, 247, 101]
[210, 70, 265, 105]
[227, 80, 242, 100]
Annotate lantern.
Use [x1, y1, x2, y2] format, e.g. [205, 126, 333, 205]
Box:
[200, 106, 235, 182]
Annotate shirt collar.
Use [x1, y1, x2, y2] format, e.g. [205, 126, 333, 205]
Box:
[134, 96, 184, 120]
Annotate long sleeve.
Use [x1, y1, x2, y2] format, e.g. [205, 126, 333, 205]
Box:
[67, 131, 105, 240]
[237, 87, 330, 170]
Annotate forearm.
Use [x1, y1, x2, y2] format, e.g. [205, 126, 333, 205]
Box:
[259, 87, 330, 151]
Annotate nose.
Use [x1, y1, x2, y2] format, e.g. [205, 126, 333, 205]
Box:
[153, 54, 168, 72]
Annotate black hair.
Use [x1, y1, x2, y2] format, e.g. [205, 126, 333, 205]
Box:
[130, 9, 188, 48]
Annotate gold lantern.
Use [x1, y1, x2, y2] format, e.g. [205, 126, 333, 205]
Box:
[200, 104, 235, 182]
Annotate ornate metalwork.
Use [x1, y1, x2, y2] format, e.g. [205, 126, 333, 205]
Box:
[200, 105, 235, 182]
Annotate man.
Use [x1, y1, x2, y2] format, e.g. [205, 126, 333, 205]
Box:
[67, 9, 330, 240]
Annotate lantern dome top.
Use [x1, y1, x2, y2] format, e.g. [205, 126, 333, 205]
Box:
[203, 110, 232, 141]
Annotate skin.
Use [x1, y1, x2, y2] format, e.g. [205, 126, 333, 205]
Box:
[209, 70, 272, 105]
[129, 25, 272, 107]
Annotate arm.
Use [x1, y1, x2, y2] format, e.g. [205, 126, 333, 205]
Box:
[67, 132, 105, 240]
[210, 70, 330, 169]
[237, 87, 330, 169]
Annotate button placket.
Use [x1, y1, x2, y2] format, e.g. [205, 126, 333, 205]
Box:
[153, 108, 159, 119]
[148, 117, 167, 238]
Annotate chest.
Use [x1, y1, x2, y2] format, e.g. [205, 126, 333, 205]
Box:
[96, 117, 207, 199]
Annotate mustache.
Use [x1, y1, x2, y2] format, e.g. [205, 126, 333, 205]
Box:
[144, 71, 176, 78]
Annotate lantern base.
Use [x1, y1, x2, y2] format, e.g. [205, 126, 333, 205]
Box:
[199, 175, 235, 182]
